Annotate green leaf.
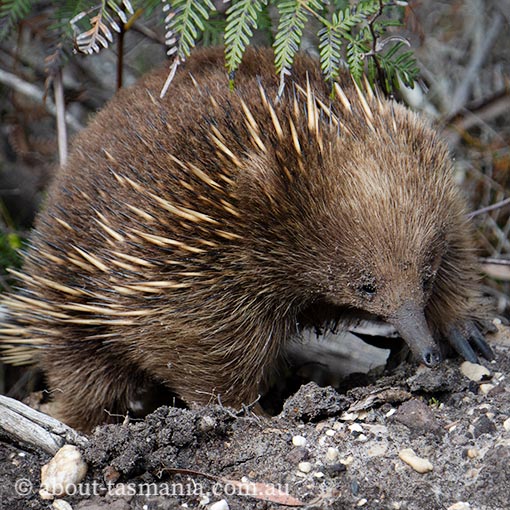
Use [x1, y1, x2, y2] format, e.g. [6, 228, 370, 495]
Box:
[224, 0, 266, 76]
[0, 0, 33, 40]
[273, 0, 321, 87]
[318, 21, 343, 82]
[375, 41, 420, 90]
[164, 0, 216, 60]
[346, 40, 366, 84]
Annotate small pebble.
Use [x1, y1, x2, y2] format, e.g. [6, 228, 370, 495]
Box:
[357, 498, 368, 507]
[292, 435, 307, 447]
[340, 455, 354, 466]
[480, 383, 495, 394]
[52, 501, 73, 510]
[467, 448, 479, 459]
[326, 447, 340, 462]
[40, 445, 88, 498]
[447, 503, 471, 510]
[398, 448, 433, 473]
[460, 361, 491, 382]
[341, 412, 359, 421]
[473, 415, 497, 438]
[209, 500, 229, 510]
[349, 423, 364, 434]
[298, 462, 312, 473]
[503, 417, 510, 432]
[199, 495, 210, 506]
[198, 416, 216, 433]
[325, 429, 336, 436]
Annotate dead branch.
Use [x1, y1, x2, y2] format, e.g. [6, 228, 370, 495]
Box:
[0, 394, 88, 455]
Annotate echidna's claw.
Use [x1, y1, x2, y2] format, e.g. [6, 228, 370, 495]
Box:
[465, 322, 495, 360]
[448, 325, 478, 363]
[447, 322, 494, 362]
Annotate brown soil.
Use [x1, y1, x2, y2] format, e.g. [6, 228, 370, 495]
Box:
[1, 327, 509, 510]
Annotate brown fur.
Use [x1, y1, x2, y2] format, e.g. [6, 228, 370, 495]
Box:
[0, 47, 483, 431]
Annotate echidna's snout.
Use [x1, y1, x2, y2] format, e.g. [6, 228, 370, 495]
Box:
[388, 302, 442, 367]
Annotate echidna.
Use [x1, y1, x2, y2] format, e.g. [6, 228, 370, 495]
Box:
[0, 47, 493, 431]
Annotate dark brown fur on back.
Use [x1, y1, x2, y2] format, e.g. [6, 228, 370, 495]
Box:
[0, 47, 483, 431]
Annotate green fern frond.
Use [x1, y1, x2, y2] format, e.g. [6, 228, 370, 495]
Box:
[163, 0, 215, 60]
[0, 0, 33, 40]
[273, 0, 321, 91]
[160, 0, 215, 96]
[346, 41, 366, 84]
[318, 21, 343, 82]
[224, 0, 265, 77]
[377, 41, 420, 90]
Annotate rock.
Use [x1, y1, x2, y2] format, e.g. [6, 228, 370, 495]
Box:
[292, 435, 307, 447]
[298, 462, 312, 473]
[325, 447, 340, 463]
[398, 448, 433, 473]
[473, 415, 497, 438]
[460, 362, 491, 382]
[394, 399, 442, 434]
[40, 445, 88, 499]
[209, 499, 229, 510]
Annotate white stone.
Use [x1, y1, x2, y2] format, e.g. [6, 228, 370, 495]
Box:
[503, 417, 510, 432]
[480, 384, 495, 394]
[298, 462, 312, 473]
[292, 435, 307, 447]
[199, 494, 210, 506]
[52, 500, 73, 510]
[398, 448, 433, 473]
[467, 449, 479, 459]
[460, 361, 491, 381]
[40, 445, 88, 497]
[209, 499, 229, 510]
[326, 447, 340, 462]
[447, 503, 471, 510]
[349, 423, 364, 433]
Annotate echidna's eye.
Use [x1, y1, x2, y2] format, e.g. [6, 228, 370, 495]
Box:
[360, 283, 377, 297]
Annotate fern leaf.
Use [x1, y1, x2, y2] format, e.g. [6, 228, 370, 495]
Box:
[346, 41, 366, 84]
[317, 11, 345, 83]
[273, 0, 321, 92]
[224, 0, 265, 76]
[160, 0, 215, 97]
[0, 0, 33, 40]
[163, 0, 215, 59]
[378, 41, 419, 89]
[71, 1, 134, 54]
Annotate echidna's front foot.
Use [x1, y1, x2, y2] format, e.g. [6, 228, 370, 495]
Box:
[447, 321, 495, 363]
